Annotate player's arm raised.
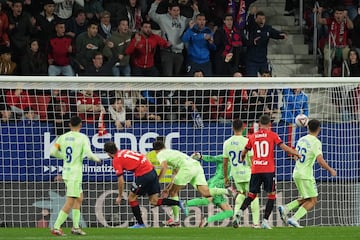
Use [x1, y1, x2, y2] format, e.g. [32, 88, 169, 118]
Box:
[279, 143, 301, 159]
[316, 155, 337, 176]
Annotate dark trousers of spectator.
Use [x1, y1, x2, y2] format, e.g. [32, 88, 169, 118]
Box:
[160, 50, 184, 76]
[132, 66, 159, 77]
[186, 60, 212, 76]
[246, 61, 269, 77]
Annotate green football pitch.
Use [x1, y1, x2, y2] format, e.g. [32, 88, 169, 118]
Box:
[0, 227, 359, 240]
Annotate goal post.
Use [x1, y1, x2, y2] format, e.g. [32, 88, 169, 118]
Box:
[0, 76, 359, 228]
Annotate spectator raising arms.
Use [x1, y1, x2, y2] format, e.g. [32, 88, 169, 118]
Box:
[125, 21, 170, 77]
[102, 18, 132, 77]
[182, 13, 216, 76]
[148, 0, 199, 77]
[245, 8, 287, 76]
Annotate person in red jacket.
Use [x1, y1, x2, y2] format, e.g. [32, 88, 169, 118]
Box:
[5, 88, 32, 119]
[47, 21, 74, 76]
[0, 1, 10, 47]
[125, 20, 170, 76]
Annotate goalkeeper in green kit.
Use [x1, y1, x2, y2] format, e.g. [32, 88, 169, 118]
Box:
[49, 116, 101, 236]
[185, 152, 234, 227]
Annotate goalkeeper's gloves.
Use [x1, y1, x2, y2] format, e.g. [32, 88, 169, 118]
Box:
[191, 152, 202, 160]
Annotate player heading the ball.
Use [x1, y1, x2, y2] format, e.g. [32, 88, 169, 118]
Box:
[104, 141, 183, 228]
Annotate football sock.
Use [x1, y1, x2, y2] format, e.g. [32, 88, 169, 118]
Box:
[240, 197, 253, 211]
[129, 201, 144, 225]
[54, 210, 68, 229]
[208, 210, 233, 223]
[250, 197, 260, 225]
[186, 198, 210, 206]
[234, 194, 246, 216]
[286, 199, 300, 213]
[170, 196, 179, 222]
[264, 199, 275, 220]
[72, 209, 80, 228]
[158, 198, 180, 206]
[293, 206, 307, 221]
[209, 188, 227, 196]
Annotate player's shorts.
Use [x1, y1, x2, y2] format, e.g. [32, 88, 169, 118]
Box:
[132, 168, 160, 196]
[293, 177, 318, 199]
[174, 161, 207, 187]
[249, 172, 276, 194]
[234, 181, 250, 194]
[64, 179, 83, 198]
[209, 179, 227, 206]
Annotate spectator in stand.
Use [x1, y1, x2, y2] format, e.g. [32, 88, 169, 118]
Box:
[54, 0, 84, 21]
[125, 20, 170, 76]
[97, 10, 112, 40]
[149, 0, 199, 77]
[0, 103, 14, 124]
[350, 7, 360, 56]
[245, 8, 287, 76]
[281, 88, 309, 125]
[65, 8, 87, 39]
[107, 98, 132, 130]
[76, 90, 105, 124]
[213, 14, 246, 76]
[122, 0, 143, 33]
[5, 88, 32, 119]
[103, 0, 124, 29]
[21, 39, 48, 75]
[84, 41, 119, 106]
[0, 1, 10, 47]
[47, 21, 74, 76]
[182, 13, 215, 76]
[36, 0, 59, 51]
[133, 98, 161, 121]
[47, 89, 70, 135]
[75, 20, 104, 73]
[259, 69, 279, 121]
[84, 41, 118, 76]
[22, 106, 39, 121]
[103, 18, 132, 76]
[7, 0, 38, 68]
[342, 0, 358, 21]
[247, 88, 274, 124]
[115, 90, 144, 112]
[0, 45, 16, 75]
[345, 48, 360, 76]
[315, 6, 353, 76]
[84, 0, 104, 20]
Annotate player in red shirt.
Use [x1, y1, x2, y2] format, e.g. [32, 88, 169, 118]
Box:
[104, 141, 182, 228]
[234, 114, 301, 229]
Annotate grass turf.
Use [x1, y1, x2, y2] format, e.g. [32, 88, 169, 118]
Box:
[0, 227, 359, 240]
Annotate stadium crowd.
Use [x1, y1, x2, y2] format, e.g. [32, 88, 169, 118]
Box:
[0, 0, 359, 128]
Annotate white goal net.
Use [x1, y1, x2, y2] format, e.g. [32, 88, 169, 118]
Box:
[0, 76, 359, 228]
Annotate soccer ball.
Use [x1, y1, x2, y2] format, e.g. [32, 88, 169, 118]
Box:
[295, 114, 309, 127]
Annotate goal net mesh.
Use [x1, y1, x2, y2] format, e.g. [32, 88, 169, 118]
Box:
[0, 76, 359, 228]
